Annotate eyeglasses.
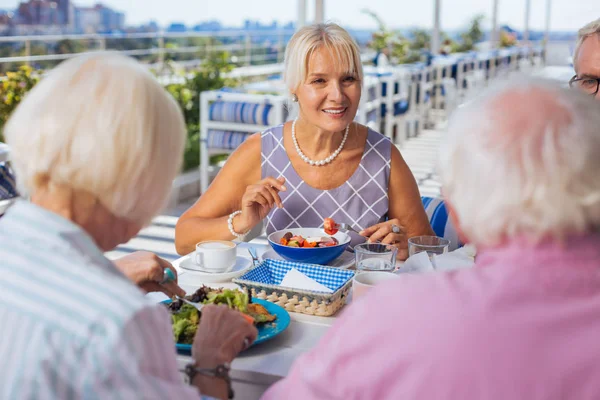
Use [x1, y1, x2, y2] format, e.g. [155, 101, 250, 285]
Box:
[569, 75, 600, 96]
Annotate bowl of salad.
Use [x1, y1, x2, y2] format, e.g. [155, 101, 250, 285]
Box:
[267, 219, 351, 265]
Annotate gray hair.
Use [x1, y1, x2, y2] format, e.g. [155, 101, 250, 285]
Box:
[4, 52, 186, 226]
[574, 18, 600, 70]
[439, 77, 600, 247]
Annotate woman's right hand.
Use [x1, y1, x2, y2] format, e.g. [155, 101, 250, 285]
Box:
[235, 176, 286, 233]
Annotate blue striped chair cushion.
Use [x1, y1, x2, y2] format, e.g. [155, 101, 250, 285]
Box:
[209, 101, 276, 125]
[380, 100, 410, 118]
[421, 196, 461, 251]
[0, 163, 18, 200]
[367, 86, 378, 102]
[366, 109, 378, 124]
[206, 130, 252, 150]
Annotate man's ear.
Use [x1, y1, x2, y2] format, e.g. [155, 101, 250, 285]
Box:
[444, 198, 470, 245]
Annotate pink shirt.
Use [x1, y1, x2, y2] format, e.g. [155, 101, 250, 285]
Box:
[264, 234, 600, 399]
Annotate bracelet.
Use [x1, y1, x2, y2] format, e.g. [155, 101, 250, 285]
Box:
[227, 210, 249, 239]
[185, 363, 234, 399]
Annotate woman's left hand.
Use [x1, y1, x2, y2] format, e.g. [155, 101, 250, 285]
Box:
[360, 219, 408, 260]
[113, 251, 186, 297]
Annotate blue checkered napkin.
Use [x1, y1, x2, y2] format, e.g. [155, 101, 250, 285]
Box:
[239, 259, 354, 292]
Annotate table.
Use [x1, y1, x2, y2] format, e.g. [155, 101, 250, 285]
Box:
[152, 242, 343, 399]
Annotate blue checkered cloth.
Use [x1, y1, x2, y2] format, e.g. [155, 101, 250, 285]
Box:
[0, 164, 17, 200]
[238, 259, 354, 293]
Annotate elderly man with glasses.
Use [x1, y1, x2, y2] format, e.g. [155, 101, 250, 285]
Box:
[570, 18, 600, 97]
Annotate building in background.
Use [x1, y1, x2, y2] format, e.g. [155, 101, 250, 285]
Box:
[74, 3, 124, 33]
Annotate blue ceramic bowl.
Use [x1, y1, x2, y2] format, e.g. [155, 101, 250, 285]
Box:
[267, 228, 351, 265]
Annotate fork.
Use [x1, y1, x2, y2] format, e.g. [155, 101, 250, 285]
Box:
[247, 247, 259, 266]
[335, 223, 362, 235]
[176, 296, 255, 325]
[176, 296, 205, 312]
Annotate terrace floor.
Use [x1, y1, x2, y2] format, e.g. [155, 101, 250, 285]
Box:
[104, 127, 444, 261]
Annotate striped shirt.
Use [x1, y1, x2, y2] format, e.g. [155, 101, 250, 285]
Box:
[0, 201, 206, 399]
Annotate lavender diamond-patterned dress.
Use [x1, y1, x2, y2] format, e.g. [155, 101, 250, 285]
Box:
[261, 124, 391, 246]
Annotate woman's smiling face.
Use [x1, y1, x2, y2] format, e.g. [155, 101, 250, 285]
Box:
[294, 46, 362, 133]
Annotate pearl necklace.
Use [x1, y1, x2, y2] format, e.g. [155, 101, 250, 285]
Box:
[291, 118, 349, 166]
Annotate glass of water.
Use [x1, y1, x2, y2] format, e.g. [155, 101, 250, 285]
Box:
[354, 243, 397, 272]
[408, 236, 450, 258]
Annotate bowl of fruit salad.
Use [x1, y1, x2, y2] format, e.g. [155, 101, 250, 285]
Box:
[267, 219, 351, 265]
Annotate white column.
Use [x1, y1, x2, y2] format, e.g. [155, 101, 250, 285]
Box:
[491, 0, 499, 49]
[431, 0, 441, 54]
[297, 0, 306, 30]
[315, 0, 324, 24]
[544, 0, 552, 46]
[523, 0, 531, 43]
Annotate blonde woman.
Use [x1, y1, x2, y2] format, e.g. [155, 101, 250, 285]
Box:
[176, 23, 433, 259]
[0, 53, 256, 399]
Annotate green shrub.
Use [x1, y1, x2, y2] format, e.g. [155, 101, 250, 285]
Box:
[0, 52, 237, 172]
[0, 66, 40, 142]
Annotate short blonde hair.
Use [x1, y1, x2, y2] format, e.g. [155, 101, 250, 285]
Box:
[574, 18, 600, 70]
[283, 23, 363, 98]
[4, 52, 186, 226]
[439, 77, 600, 247]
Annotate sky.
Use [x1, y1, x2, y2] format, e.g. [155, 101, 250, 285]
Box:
[0, 0, 597, 32]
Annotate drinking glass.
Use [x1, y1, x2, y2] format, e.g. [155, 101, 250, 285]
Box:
[354, 243, 397, 272]
[408, 236, 450, 258]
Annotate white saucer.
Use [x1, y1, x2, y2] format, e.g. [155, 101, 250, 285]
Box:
[178, 255, 253, 283]
[260, 248, 355, 269]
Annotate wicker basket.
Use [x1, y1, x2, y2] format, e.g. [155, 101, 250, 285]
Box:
[233, 259, 355, 317]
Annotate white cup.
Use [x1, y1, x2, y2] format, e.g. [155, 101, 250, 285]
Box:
[193, 240, 237, 273]
[352, 271, 399, 300]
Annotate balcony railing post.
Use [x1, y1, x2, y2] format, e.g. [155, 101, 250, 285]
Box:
[158, 33, 165, 70]
[25, 39, 31, 66]
[245, 34, 251, 66]
[278, 31, 284, 63]
[98, 36, 106, 50]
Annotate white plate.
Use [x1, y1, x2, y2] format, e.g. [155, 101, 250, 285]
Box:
[178, 255, 253, 283]
[260, 248, 355, 269]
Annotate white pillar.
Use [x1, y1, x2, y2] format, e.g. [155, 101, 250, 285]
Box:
[297, 0, 306, 30]
[491, 0, 499, 49]
[544, 0, 552, 46]
[523, 0, 531, 43]
[315, 0, 324, 24]
[431, 0, 441, 54]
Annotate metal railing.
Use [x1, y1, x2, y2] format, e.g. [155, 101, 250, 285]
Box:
[0, 29, 296, 72]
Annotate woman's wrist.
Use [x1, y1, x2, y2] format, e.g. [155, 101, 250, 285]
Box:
[191, 373, 229, 399]
[230, 211, 253, 237]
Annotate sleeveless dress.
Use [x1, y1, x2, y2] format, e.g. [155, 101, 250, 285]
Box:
[261, 124, 391, 247]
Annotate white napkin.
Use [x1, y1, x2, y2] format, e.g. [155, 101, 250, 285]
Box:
[279, 268, 333, 293]
[400, 245, 477, 274]
[400, 251, 436, 274]
[433, 247, 475, 272]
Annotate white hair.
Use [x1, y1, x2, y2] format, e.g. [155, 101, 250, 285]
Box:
[283, 23, 364, 99]
[574, 18, 600, 70]
[439, 77, 600, 247]
[4, 52, 186, 226]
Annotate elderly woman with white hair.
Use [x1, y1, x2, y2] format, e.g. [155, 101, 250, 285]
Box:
[263, 78, 600, 399]
[175, 23, 434, 259]
[0, 53, 256, 399]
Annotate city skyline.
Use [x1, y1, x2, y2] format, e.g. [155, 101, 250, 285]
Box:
[0, 0, 597, 32]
